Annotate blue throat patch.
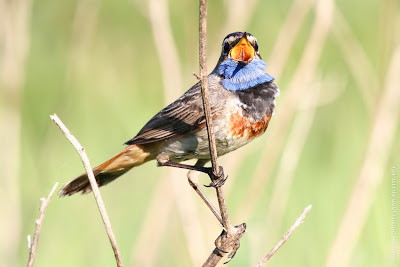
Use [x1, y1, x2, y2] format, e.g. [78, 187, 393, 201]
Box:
[218, 58, 274, 91]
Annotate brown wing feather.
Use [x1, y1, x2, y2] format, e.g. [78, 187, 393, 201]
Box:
[125, 81, 225, 145]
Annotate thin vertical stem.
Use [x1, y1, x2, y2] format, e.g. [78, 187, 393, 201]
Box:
[198, 0, 232, 231]
[51, 114, 123, 267]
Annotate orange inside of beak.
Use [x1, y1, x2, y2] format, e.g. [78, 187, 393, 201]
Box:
[230, 36, 255, 64]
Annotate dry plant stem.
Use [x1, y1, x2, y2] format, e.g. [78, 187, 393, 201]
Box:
[199, 0, 232, 231]
[187, 179, 222, 224]
[156, 155, 224, 224]
[199, 1, 247, 266]
[198, 0, 218, 176]
[256, 205, 312, 266]
[50, 114, 123, 267]
[27, 183, 58, 267]
[187, 162, 223, 225]
[203, 223, 247, 266]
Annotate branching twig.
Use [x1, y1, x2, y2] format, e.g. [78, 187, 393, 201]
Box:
[256, 205, 312, 266]
[50, 114, 123, 267]
[198, 0, 231, 229]
[198, 0, 220, 181]
[198, 1, 247, 266]
[27, 182, 59, 267]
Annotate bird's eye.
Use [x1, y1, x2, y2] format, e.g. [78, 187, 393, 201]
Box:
[254, 42, 259, 51]
[223, 42, 230, 53]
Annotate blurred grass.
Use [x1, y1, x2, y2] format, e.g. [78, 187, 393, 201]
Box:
[0, 0, 399, 266]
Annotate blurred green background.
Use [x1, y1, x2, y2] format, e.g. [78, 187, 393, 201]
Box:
[1, 0, 399, 266]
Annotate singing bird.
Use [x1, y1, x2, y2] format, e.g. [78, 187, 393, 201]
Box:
[59, 32, 279, 196]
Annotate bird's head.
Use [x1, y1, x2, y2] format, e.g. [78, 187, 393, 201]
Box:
[217, 32, 261, 65]
[215, 32, 274, 91]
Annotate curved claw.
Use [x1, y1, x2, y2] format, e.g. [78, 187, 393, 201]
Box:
[224, 240, 240, 264]
[215, 245, 229, 254]
[204, 166, 228, 188]
[213, 166, 225, 179]
[214, 230, 229, 255]
[204, 175, 228, 188]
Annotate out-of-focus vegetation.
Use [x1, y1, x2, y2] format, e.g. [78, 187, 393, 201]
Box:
[1, 0, 399, 266]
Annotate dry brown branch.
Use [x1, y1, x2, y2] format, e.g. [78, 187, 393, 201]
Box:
[256, 205, 312, 266]
[325, 45, 400, 267]
[50, 114, 123, 267]
[198, 1, 247, 265]
[203, 224, 247, 266]
[206, 0, 262, 196]
[198, 0, 219, 176]
[27, 182, 58, 267]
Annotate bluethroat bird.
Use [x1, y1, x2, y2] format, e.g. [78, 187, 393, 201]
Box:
[59, 32, 279, 196]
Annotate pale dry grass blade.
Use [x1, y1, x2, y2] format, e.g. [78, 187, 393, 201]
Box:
[331, 9, 378, 113]
[262, 78, 320, 236]
[377, 0, 398, 75]
[27, 183, 59, 267]
[130, 1, 208, 265]
[130, 178, 175, 267]
[151, 0, 208, 262]
[148, 0, 183, 102]
[68, 0, 100, 77]
[0, 0, 32, 265]
[309, 73, 346, 108]
[220, 0, 259, 35]
[171, 171, 208, 266]
[325, 45, 400, 267]
[268, 0, 315, 78]
[206, 0, 260, 63]
[246, 73, 344, 262]
[206, 0, 261, 74]
[256, 205, 312, 266]
[224, 0, 315, 198]
[234, 0, 336, 221]
[51, 115, 124, 266]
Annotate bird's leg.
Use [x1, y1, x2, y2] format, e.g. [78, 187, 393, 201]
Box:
[204, 166, 228, 188]
[156, 153, 227, 188]
[157, 156, 210, 174]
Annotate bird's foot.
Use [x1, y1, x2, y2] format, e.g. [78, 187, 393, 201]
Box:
[156, 153, 228, 188]
[214, 229, 229, 256]
[213, 223, 246, 264]
[224, 240, 240, 264]
[205, 166, 228, 188]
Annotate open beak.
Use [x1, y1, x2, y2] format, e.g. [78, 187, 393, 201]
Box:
[230, 33, 254, 64]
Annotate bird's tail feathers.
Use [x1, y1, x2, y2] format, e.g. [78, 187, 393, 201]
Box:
[59, 144, 151, 196]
